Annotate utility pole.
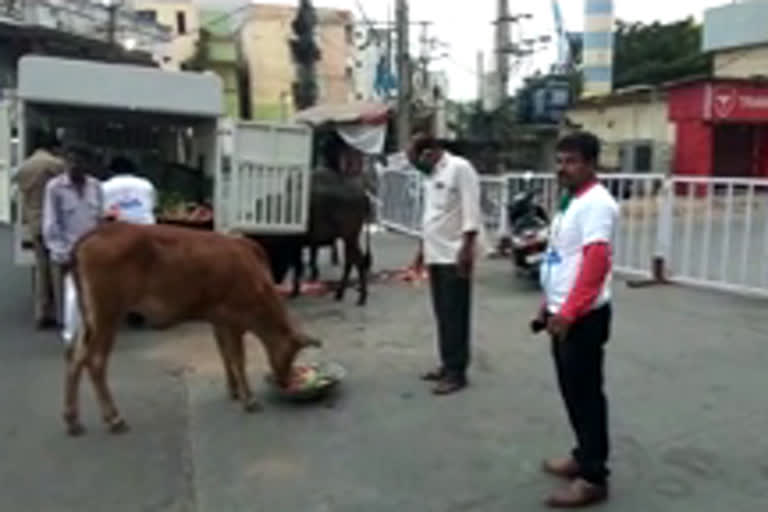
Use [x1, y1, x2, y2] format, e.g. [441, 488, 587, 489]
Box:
[494, 1, 535, 107]
[477, 51, 486, 108]
[495, 0, 511, 107]
[395, 0, 411, 149]
[386, 5, 393, 83]
[105, 0, 123, 46]
[418, 21, 432, 85]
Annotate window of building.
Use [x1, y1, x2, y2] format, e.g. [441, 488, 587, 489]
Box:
[345, 24, 354, 46]
[136, 9, 157, 23]
[635, 144, 652, 172]
[176, 11, 187, 35]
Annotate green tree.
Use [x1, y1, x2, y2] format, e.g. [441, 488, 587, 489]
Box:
[182, 28, 212, 71]
[613, 17, 711, 88]
[290, 0, 321, 110]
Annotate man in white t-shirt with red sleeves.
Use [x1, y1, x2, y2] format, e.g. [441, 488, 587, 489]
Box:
[534, 131, 619, 508]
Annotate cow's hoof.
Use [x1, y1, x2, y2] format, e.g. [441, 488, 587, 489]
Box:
[244, 399, 263, 414]
[66, 422, 86, 437]
[107, 418, 130, 435]
[229, 390, 240, 401]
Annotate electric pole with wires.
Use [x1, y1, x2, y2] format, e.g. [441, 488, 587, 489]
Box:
[395, 0, 411, 149]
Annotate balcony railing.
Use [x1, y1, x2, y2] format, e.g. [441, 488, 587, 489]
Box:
[0, 0, 171, 49]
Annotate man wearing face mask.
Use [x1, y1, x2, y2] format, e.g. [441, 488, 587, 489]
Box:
[408, 133, 483, 395]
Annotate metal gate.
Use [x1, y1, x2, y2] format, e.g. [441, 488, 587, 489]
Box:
[658, 177, 768, 297]
[377, 168, 768, 298]
[224, 121, 312, 235]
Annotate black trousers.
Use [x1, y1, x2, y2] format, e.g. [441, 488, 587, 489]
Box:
[428, 264, 472, 379]
[551, 304, 612, 485]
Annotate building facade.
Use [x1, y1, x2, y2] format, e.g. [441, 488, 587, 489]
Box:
[669, 78, 768, 179]
[352, 27, 395, 102]
[239, 3, 354, 121]
[131, 0, 200, 70]
[199, 9, 240, 119]
[566, 87, 674, 172]
[0, 0, 170, 113]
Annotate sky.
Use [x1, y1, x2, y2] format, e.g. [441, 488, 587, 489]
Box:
[200, 0, 732, 99]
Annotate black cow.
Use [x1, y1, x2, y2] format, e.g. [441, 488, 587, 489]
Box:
[251, 168, 373, 306]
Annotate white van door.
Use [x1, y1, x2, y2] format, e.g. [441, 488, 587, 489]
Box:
[230, 121, 312, 234]
[0, 102, 10, 224]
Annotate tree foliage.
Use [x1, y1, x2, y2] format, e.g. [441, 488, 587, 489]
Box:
[613, 17, 711, 88]
[290, 0, 321, 110]
[182, 28, 212, 72]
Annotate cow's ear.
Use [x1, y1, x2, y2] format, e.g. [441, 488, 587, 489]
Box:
[298, 334, 322, 348]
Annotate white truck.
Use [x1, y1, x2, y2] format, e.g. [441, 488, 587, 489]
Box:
[2, 55, 313, 269]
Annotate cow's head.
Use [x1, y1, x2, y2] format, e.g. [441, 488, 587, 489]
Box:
[265, 332, 323, 388]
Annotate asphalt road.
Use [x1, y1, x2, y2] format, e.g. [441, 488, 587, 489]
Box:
[0, 226, 767, 511]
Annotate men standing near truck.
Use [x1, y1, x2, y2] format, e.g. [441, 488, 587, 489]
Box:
[101, 156, 157, 328]
[13, 134, 68, 329]
[102, 156, 157, 225]
[42, 147, 104, 348]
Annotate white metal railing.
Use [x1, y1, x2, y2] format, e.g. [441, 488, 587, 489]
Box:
[377, 170, 768, 298]
[659, 177, 768, 297]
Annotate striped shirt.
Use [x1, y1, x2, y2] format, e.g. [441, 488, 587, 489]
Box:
[42, 173, 103, 264]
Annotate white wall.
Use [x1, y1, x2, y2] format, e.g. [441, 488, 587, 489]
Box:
[566, 95, 674, 168]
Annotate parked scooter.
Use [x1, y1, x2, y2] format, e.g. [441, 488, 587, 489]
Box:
[507, 188, 550, 278]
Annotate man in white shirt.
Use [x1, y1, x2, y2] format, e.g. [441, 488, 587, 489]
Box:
[102, 157, 157, 225]
[409, 133, 482, 395]
[102, 157, 157, 328]
[533, 132, 619, 508]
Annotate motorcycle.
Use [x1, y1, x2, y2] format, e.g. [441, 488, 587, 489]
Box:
[506, 189, 550, 278]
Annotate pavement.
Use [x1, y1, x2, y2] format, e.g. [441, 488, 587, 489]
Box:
[0, 226, 767, 511]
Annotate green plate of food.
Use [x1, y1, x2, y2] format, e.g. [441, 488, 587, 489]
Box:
[265, 361, 346, 402]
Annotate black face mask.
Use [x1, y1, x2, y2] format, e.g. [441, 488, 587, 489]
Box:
[413, 157, 434, 174]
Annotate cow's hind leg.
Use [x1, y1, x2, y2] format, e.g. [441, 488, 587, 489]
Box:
[86, 319, 128, 434]
[290, 245, 304, 299]
[213, 324, 238, 400]
[354, 240, 369, 307]
[309, 244, 320, 282]
[335, 239, 354, 302]
[330, 240, 340, 266]
[63, 329, 90, 436]
[227, 328, 262, 413]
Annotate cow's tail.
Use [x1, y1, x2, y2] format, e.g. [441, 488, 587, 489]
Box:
[363, 192, 376, 272]
[68, 248, 92, 359]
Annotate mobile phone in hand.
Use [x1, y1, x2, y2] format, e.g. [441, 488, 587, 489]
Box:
[530, 318, 547, 334]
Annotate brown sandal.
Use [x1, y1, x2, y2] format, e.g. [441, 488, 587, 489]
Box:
[421, 368, 445, 381]
[432, 377, 467, 395]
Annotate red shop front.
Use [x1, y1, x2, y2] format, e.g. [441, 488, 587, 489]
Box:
[668, 79, 768, 178]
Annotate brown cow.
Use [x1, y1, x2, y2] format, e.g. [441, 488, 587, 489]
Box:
[64, 222, 322, 436]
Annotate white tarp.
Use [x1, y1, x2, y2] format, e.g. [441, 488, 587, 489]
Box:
[336, 124, 387, 155]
